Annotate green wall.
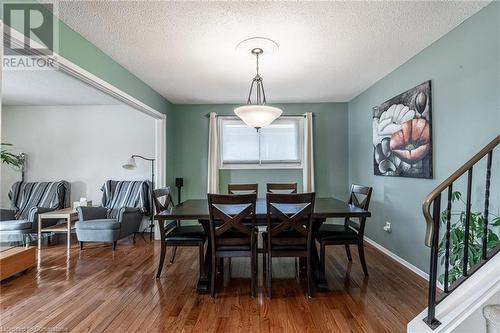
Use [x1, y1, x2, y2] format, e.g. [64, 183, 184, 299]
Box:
[347, 2, 500, 272]
[171, 103, 349, 201]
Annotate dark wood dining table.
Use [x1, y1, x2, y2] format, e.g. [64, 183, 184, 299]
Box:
[155, 197, 371, 293]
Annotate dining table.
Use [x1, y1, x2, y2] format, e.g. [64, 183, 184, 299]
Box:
[154, 197, 371, 293]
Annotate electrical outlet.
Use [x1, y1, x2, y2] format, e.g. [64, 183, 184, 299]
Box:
[383, 221, 392, 233]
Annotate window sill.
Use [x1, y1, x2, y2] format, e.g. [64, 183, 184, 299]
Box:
[219, 164, 303, 170]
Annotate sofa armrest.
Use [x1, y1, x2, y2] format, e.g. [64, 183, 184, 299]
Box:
[0, 209, 17, 221]
[77, 206, 108, 221]
[27, 207, 58, 224]
[117, 207, 143, 238]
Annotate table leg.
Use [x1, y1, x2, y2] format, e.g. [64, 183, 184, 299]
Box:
[311, 218, 328, 292]
[156, 221, 166, 278]
[67, 215, 71, 250]
[196, 219, 210, 293]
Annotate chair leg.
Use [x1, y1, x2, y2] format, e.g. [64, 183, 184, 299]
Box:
[198, 243, 204, 281]
[80, 241, 84, 250]
[306, 255, 312, 298]
[228, 258, 232, 279]
[295, 258, 299, 283]
[345, 244, 352, 262]
[262, 246, 267, 281]
[320, 243, 326, 279]
[211, 255, 217, 298]
[251, 247, 256, 298]
[169, 246, 178, 264]
[113, 241, 117, 251]
[358, 241, 369, 276]
[267, 254, 272, 298]
[133, 232, 136, 244]
[218, 258, 224, 278]
[254, 250, 258, 297]
[156, 241, 167, 279]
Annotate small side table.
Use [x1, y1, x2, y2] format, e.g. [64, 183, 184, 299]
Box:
[38, 208, 78, 250]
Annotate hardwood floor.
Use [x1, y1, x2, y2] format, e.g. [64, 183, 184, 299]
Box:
[0, 235, 427, 332]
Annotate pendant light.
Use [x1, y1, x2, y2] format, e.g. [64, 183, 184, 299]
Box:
[234, 47, 282, 130]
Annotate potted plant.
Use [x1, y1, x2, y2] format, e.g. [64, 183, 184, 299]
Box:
[438, 191, 500, 285]
[0, 143, 24, 167]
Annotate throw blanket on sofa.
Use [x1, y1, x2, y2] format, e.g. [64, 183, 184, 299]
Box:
[101, 180, 151, 218]
[9, 181, 71, 221]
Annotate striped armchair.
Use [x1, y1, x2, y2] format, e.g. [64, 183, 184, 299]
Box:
[0, 181, 71, 237]
[75, 180, 151, 251]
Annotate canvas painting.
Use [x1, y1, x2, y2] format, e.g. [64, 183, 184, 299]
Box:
[372, 81, 433, 178]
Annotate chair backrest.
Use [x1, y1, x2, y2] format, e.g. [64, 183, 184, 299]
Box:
[266, 192, 315, 247]
[346, 184, 373, 233]
[266, 183, 298, 194]
[227, 183, 258, 195]
[348, 185, 373, 210]
[153, 187, 174, 215]
[207, 193, 257, 248]
[101, 180, 151, 218]
[9, 181, 70, 220]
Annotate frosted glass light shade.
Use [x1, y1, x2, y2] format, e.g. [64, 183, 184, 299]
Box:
[122, 157, 137, 170]
[234, 105, 283, 129]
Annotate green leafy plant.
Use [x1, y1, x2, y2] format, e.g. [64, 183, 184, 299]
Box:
[1, 143, 23, 168]
[438, 191, 500, 285]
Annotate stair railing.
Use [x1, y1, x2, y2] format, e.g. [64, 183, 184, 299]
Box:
[423, 135, 500, 329]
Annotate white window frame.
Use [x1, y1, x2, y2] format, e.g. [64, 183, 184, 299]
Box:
[218, 116, 304, 170]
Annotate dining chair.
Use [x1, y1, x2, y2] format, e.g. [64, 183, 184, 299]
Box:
[315, 184, 373, 276]
[207, 193, 258, 298]
[153, 187, 206, 279]
[266, 183, 298, 194]
[263, 192, 315, 298]
[228, 183, 258, 195]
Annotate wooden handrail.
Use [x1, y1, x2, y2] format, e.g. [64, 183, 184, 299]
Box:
[423, 135, 500, 247]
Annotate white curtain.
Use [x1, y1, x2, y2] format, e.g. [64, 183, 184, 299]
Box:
[207, 112, 219, 194]
[303, 112, 315, 192]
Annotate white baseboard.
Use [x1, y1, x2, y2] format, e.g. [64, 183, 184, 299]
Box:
[364, 237, 430, 282]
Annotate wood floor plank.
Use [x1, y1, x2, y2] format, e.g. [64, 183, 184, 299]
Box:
[0, 236, 427, 332]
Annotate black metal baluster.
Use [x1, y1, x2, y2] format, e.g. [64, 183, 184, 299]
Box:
[444, 185, 453, 293]
[482, 151, 493, 260]
[425, 194, 441, 328]
[463, 167, 473, 276]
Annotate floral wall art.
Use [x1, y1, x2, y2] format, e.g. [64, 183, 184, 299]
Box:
[372, 81, 433, 178]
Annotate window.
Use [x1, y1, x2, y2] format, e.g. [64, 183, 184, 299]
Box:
[219, 117, 303, 169]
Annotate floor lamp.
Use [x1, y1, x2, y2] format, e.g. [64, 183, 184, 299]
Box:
[122, 155, 155, 241]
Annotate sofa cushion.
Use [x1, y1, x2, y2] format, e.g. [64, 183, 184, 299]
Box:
[75, 219, 120, 230]
[0, 219, 31, 231]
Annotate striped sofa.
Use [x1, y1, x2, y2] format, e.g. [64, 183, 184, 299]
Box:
[75, 180, 151, 251]
[0, 181, 71, 237]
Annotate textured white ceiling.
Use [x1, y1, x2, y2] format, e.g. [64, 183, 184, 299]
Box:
[2, 69, 121, 105]
[57, 1, 489, 104]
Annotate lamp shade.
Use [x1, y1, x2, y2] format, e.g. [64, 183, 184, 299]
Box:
[234, 105, 282, 129]
[122, 156, 137, 170]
